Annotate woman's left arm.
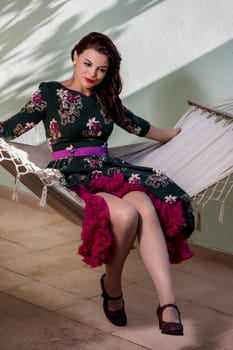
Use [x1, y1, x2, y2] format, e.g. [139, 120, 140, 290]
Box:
[144, 125, 181, 143]
[117, 106, 181, 142]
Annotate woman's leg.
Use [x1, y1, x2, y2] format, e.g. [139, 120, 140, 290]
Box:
[97, 192, 138, 311]
[123, 191, 180, 323]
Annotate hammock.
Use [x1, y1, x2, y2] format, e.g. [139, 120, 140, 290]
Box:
[0, 99, 233, 227]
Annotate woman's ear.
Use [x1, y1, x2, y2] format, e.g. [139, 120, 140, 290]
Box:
[73, 50, 79, 65]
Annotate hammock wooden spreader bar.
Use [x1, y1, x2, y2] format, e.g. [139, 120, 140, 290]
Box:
[188, 100, 233, 120]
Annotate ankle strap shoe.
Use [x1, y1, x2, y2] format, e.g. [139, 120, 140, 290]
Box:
[100, 274, 127, 327]
[157, 303, 184, 336]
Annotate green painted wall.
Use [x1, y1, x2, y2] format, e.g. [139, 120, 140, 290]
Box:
[118, 40, 233, 254]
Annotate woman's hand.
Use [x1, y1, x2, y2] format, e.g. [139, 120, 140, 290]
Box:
[161, 127, 181, 143]
[145, 125, 181, 143]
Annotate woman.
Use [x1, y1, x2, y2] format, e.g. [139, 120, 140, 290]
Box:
[0, 32, 195, 335]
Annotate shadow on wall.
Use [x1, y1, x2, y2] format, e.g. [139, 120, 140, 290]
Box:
[0, 0, 164, 117]
[122, 39, 233, 129]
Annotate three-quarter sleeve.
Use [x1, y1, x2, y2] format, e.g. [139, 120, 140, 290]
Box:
[115, 106, 150, 137]
[0, 83, 47, 140]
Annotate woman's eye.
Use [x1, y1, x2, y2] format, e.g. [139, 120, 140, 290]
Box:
[84, 62, 91, 67]
[99, 68, 107, 73]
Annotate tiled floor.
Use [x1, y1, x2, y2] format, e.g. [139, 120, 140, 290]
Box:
[0, 193, 233, 350]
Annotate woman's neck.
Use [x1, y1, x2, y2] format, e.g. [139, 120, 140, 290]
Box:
[60, 77, 92, 96]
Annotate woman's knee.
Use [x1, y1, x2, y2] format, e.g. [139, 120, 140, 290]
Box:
[112, 202, 139, 231]
[124, 191, 156, 218]
[96, 192, 138, 232]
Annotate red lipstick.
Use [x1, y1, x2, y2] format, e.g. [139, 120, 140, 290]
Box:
[85, 78, 94, 84]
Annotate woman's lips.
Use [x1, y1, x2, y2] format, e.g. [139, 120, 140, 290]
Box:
[85, 78, 95, 84]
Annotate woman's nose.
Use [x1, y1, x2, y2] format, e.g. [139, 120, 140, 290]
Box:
[90, 68, 97, 78]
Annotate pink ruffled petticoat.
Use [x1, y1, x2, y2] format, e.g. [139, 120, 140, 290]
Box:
[71, 173, 193, 268]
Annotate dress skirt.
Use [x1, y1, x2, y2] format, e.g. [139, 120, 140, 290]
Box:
[48, 154, 195, 268]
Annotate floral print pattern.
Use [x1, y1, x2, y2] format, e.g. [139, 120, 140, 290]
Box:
[120, 107, 143, 135]
[107, 166, 127, 176]
[20, 89, 47, 113]
[84, 157, 105, 169]
[91, 170, 103, 178]
[165, 195, 177, 204]
[85, 117, 102, 137]
[128, 173, 141, 184]
[13, 122, 35, 137]
[56, 89, 83, 125]
[145, 169, 170, 188]
[125, 124, 142, 135]
[48, 118, 61, 147]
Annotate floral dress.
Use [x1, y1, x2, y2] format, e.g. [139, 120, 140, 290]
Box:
[0, 81, 195, 267]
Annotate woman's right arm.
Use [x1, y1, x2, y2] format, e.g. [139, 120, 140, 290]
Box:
[0, 83, 47, 140]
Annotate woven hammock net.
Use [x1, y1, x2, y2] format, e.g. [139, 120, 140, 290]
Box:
[0, 99, 233, 227]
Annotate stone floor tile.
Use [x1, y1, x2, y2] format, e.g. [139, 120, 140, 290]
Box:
[114, 322, 200, 350]
[122, 253, 151, 283]
[5, 281, 80, 311]
[113, 301, 233, 350]
[180, 301, 233, 344]
[190, 344, 227, 350]
[47, 219, 82, 237]
[0, 197, 60, 225]
[40, 268, 102, 298]
[207, 330, 233, 350]
[0, 214, 34, 234]
[0, 238, 30, 260]
[0, 245, 83, 278]
[177, 256, 233, 287]
[58, 296, 118, 333]
[171, 268, 220, 302]
[112, 296, 233, 349]
[0, 226, 79, 251]
[196, 285, 233, 316]
[0, 293, 147, 350]
[123, 283, 158, 316]
[0, 267, 32, 291]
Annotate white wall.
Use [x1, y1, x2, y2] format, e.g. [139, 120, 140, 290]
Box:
[0, 0, 232, 108]
[117, 0, 233, 97]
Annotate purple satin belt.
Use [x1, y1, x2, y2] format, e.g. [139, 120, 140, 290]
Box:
[52, 146, 108, 160]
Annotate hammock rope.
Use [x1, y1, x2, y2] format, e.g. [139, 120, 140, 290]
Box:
[192, 174, 233, 228]
[0, 138, 85, 225]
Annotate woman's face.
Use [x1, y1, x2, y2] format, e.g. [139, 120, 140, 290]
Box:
[73, 48, 109, 94]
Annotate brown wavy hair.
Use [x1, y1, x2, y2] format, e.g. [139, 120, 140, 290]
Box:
[71, 32, 124, 122]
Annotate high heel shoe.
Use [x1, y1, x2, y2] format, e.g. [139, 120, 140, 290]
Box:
[156, 304, 184, 336]
[100, 274, 127, 327]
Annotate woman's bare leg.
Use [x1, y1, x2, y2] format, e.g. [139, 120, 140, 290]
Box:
[123, 191, 180, 323]
[97, 192, 138, 311]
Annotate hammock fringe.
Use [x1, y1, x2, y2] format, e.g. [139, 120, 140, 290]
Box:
[218, 202, 225, 224]
[12, 174, 20, 202]
[39, 185, 48, 207]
